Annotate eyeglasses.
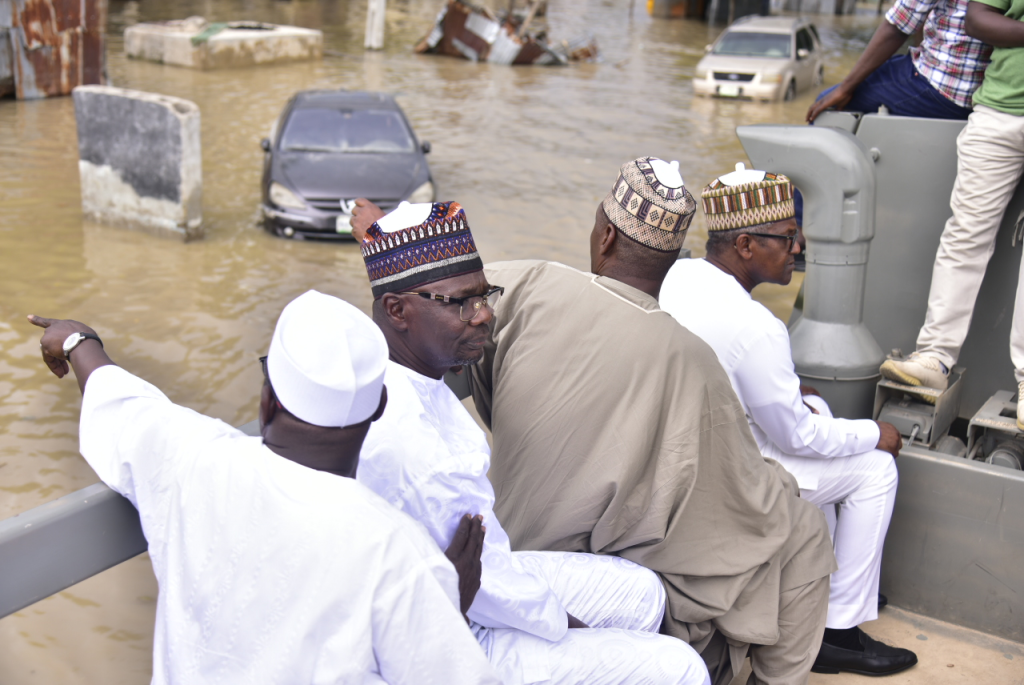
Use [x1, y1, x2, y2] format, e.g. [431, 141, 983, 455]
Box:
[745, 232, 798, 252]
[396, 285, 504, 322]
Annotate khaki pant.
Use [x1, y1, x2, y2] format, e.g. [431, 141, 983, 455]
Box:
[698, 577, 830, 685]
[692, 496, 833, 685]
[916, 105, 1024, 379]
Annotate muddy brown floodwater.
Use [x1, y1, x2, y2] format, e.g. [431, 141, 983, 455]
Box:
[0, 0, 884, 680]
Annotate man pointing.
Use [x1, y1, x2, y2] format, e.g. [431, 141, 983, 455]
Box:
[27, 292, 499, 685]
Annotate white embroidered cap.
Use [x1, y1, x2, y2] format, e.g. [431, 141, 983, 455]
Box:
[267, 290, 387, 427]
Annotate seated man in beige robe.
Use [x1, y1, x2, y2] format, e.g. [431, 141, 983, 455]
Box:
[350, 158, 836, 685]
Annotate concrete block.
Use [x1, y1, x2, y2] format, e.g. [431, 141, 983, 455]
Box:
[124, 17, 322, 70]
[72, 85, 202, 240]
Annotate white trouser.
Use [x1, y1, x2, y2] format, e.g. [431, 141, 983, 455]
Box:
[475, 551, 710, 685]
[915, 105, 1024, 380]
[785, 396, 898, 630]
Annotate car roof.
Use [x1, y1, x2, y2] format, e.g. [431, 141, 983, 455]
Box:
[289, 90, 402, 111]
[726, 15, 810, 33]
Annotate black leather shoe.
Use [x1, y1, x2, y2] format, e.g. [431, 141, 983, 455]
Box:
[812, 628, 918, 676]
[878, 592, 888, 610]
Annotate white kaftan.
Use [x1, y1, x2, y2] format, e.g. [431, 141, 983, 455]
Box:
[661, 258, 898, 628]
[79, 365, 500, 685]
[359, 361, 709, 685]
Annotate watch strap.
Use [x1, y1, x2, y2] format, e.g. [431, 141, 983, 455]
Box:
[65, 332, 103, 359]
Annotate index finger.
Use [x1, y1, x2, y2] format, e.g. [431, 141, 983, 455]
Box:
[27, 315, 55, 328]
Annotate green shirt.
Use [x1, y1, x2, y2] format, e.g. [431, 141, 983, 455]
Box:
[972, 0, 1024, 115]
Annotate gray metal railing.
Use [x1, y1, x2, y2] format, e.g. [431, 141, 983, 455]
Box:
[0, 420, 264, 620]
[0, 483, 146, 619]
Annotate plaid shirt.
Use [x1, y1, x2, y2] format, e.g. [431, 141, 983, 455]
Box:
[886, 0, 993, 109]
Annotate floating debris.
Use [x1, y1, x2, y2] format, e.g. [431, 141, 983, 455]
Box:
[414, 0, 598, 66]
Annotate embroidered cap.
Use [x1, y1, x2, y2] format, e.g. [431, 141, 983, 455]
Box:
[267, 290, 387, 427]
[601, 157, 697, 252]
[361, 201, 484, 299]
[702, 163, 795, 231]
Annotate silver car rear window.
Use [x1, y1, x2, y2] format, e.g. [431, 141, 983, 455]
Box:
[281, 109, 415, 154]
[713, 32, 791, 58]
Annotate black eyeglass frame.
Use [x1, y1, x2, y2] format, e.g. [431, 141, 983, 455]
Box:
[743, 231, 798, 252]
[394, 285, 505, 322]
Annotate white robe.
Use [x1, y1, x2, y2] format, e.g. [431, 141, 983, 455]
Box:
[79, 365, 500, 685]
[660, 258, 879, 489]
[359, 361, 710, 685]
[661, 258, 899, 628]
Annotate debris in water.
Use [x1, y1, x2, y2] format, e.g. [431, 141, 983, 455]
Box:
[125, 16, 322, 70]
[414, 0, 598, 66]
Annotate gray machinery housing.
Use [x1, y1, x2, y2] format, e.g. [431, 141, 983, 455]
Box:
[738, 113, 1024, 642]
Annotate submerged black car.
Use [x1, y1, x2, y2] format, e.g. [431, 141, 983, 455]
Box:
[260, 90, 434, 240]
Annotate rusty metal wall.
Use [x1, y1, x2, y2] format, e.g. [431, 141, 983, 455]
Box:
[2, 0, 106, 99]
[0, 28, 14, 97]
[0, 1, 13, 97]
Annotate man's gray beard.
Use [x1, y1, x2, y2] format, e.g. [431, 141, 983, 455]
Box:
[451, 358, 481, 367]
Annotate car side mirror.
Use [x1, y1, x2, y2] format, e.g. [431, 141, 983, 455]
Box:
[260, 138, 271, 152]
[421, 141, 431, 154]
[704, 44, 712, 54]
[797, 48, 809, 60]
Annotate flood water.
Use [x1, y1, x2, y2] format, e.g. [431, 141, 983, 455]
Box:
[0, 0, 884, 680]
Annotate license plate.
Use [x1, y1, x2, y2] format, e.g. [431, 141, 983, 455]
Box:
[336, 214, 353, 234]
[719, 84, 740, 98]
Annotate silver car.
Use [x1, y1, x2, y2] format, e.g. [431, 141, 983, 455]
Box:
[693, 16, 825, 102]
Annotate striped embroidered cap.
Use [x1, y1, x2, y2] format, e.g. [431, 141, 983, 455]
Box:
[601, 157, 697, 253]
[702, 164, 795, 231]
[361, 201, 484, 299]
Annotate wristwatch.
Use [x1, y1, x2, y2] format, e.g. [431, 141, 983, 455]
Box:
[62, 332, 103, 360]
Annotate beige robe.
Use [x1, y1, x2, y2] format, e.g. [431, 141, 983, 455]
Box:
[470, 260, 836, 653]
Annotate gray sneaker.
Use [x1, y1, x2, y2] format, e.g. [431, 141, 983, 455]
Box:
[880, 352, 949, 390]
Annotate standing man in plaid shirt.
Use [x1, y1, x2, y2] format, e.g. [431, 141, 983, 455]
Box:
[881, 1, 1024, 424]
[807, 0, 992, 121]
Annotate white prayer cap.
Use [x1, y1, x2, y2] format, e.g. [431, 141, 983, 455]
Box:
[267, 290, 387, 428]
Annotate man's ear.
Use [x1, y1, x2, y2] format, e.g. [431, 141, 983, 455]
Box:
[259, 383, 277, 430]
[379, 294, 410, 331]
[733, 233, 755, 261]
[598, 222, 617, 258]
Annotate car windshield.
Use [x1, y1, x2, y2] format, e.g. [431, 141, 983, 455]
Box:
[713, 32, 791, 58]
[280, 108, 415, 153]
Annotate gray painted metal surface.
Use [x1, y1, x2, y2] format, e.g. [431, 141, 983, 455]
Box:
[741, 114, 1024, 642]
[0, 482, 145, 620]
[857, 114, 1024, 420]
[881, 444, 1024, 642]
[738, 124, 884, 420]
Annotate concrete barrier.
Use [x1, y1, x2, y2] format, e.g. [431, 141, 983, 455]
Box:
[73, 85, 202, 240]
[125, 17, 322, 70]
